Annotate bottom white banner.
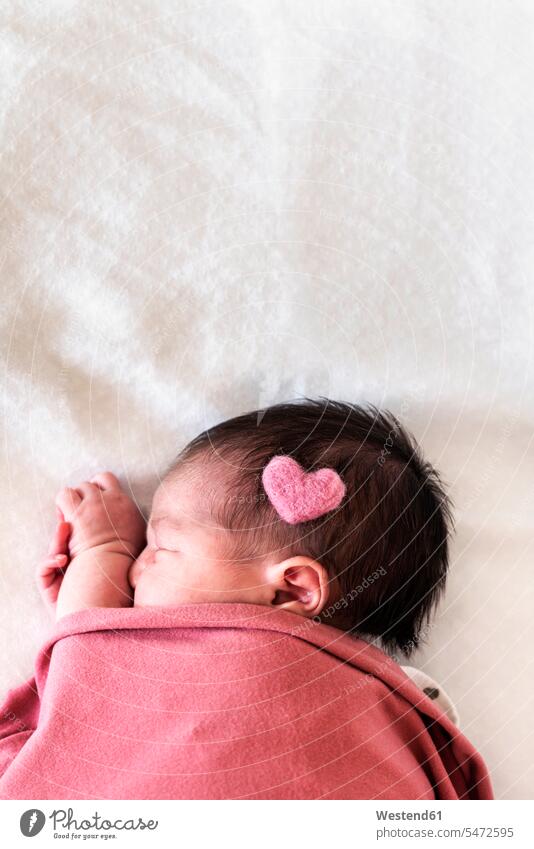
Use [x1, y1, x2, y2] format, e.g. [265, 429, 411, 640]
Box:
[1, 800, 532, 848]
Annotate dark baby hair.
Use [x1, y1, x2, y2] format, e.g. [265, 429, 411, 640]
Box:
[171, 398, 453, 656]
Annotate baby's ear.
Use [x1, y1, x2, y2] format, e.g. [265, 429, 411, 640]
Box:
[267, 556, 330, 617]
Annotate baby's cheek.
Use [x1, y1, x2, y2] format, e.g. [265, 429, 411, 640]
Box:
[150, 559, 184, 590]
[133, 553, 211, 608]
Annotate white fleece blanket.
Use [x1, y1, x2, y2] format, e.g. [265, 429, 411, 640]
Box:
[1, 0, 533, 800]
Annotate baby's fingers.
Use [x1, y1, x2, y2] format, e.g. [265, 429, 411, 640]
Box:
[90, 471, 121, 491]
[47, 521, 71, 557]
[37, 554, 68, 610]
[55, 487, 82, 519]
[37, 554, 68, 585]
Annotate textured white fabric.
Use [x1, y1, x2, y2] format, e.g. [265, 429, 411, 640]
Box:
[401, 665, 460, 727]
[1, 1, 533, 799]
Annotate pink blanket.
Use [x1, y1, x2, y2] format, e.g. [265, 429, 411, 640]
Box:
[0, 604, 493, 799]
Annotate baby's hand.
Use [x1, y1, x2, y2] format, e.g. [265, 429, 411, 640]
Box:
[54, 472, 146, 560]
[41, 472, 146, 620]
[37, 511, 72, 611]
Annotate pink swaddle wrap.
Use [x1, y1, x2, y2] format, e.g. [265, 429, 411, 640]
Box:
[0, 604, 492, 799]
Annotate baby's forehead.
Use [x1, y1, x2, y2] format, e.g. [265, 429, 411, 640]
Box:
[150, 463, 224, 525]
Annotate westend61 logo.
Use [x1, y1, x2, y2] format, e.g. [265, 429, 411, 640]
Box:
[20, 808, 159, 838]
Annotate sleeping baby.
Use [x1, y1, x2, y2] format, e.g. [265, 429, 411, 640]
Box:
[1, 398, 492, 800]
[41, 398, 451, 651]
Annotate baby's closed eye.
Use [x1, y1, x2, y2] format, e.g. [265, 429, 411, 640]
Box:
[147, 527, 178, 552]
[152, 542, 180, 553]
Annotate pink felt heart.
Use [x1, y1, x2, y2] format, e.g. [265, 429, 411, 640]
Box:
[262, 456, 346, 524]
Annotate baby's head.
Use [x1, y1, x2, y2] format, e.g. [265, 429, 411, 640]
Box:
[129, 399, 453, 655]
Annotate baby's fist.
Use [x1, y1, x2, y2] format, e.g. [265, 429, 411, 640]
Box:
[55, 472, 146, 559]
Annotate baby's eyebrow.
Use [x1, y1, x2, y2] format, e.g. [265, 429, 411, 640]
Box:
[150, 515, 181, 529]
